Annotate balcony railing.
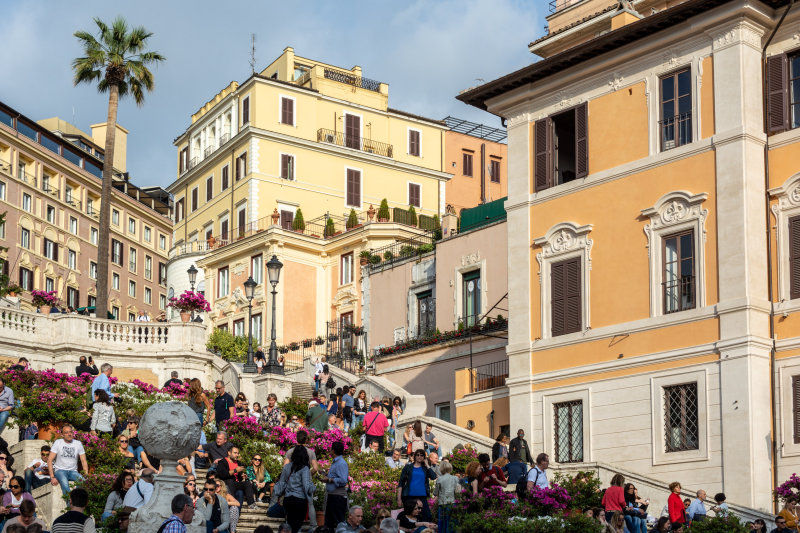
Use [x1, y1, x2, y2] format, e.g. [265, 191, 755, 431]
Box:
[470, 360, 509, 393]
[377, 314, 508, 358]
[548, 0, 585, 12]
[317, 128, 393, 158]
[204, 146, 214, 158]
[663, 275, 695, 314]
[189, 157, 199, 170]
[323, 68, 382, 92]
[660, 112, 692, 151]
[366, 229, 438, 270]
[219, 133, 230, 146]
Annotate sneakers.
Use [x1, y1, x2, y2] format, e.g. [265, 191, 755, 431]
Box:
[249, 503, 260, 511]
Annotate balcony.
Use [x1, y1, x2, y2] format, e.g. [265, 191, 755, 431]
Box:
[377, 314, 508, 358]
[204, 146, 214, 158]
[323, 68, 382, 92]
[659, 112, 692, 151]
[469, 360, 508, 393]
[663, 274, 695, 314]
[317, 128, 393, 158]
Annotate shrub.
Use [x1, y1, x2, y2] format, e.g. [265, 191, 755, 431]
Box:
[278, 396, 308, 422]
[444, 445, 478, 474]
[383, 250, 394, 261]
[369, 254, 381, 265]
[206, 328, 248, 362]
[292, 208, 305, 231]
[324, 217, 336, 237]
[457, 514, 603, 533]
[73, 432, 129, 474]
[349, 479, 400, 527]
[551, 470, 603, 510]
[70, 473, 116, 522]
[399, 245, 414, 257]
[167, 290, 211, 312]
[239, 440, 282, 481]
[31, 289, 59, 307]
[347, 209, 359, 229]
[685, 515, 749, 532]
[408, 205, 418, 226]
[378, 199, 390, 220]
[220, 416, 266, 450]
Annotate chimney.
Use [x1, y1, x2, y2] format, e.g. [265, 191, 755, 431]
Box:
[90, 122, 129, 173]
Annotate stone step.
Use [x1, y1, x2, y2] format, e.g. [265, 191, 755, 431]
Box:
[291, 381, 315, 401]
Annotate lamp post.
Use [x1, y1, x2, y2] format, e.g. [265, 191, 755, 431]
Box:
[242, 276, 257, 374]
[187, 265, 198, 320]
[264, 254, 284, 375]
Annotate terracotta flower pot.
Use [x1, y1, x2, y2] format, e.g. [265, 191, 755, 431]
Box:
[316, 511, 325, 526]
[37, 423, 56, 441]
[379, 218, 389, 222]
[40, 305, 51, 315]
[180, 312, 191, 323]
[360, 257, 368, 266]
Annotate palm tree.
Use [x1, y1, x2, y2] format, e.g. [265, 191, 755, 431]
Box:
[72, 17, 164, 318]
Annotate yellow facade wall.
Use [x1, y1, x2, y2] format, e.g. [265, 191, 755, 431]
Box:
[588, 82, 649, 174]
[700, 56, 715, 139]
[455, 395, 510, 439]
[282, 260, 318, 341]
[768, 142, 800, 188]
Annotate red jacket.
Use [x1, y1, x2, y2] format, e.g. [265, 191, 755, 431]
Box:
[602, 485, 626, 512]
[668, 492, 686, 523]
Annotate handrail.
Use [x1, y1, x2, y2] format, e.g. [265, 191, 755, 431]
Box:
[322, 68, 382, 92]
[317, 128, 393, 158]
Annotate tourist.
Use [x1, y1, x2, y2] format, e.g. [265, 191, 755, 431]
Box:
[433, 460, 458, 533]
[51, 488, 94, 533]
[327, 391, 340, 418]
[398, 449, 437, 522]
[465, 461, 482, 497]
[90, 390, 116, 436]
[275, 446, 314, 533]
[177, 456, 193, 476]
[121, 419, 145, 462]
[328, 414, 338, 430]
[216, 445, 257, 509]
[164, 371, 182, 388]
[199, 479, 230, 533]
[477, 453, 506, 489]
[117, 436, 136, 471]
[247, 453, 271, 503]
[340, 386, 354, 431]
[22, 446, 50, 491]
[508, 429, 533, 466]
[605, 510, 626, 533]
[158, 494, 195, 533]
[526, 453, 550, 491]
[774, 516, 795, 533]
[353, 390, 367, 429]
[0, 378, 14, 436]
[363, 402, 389, 452]
[404, 422, 425, 455]
[313, 358, 325, 395]
[386, 449, 403, 469]
[601, 474, 626, 523]
[234, 397, 251, 418]
[8, 359, 28, 372]
[91, 363, 118, 400]
[48, 423, 87, 494]
[752, 518, 767, 531]
[711, 492, 729, 518]
[0, 500, 45, 533]
[213, 381, 235, 430]
[306, 400, 329, 432]
[335, 505, 365, 533]
[255, 350, 265, 374]
[324, 441, 349, 529]
[261, 393, 283, 429]
[286, 416, 300, 430]
[423, 424, 440, 456]
[252, 402, 262, 418]
[687, 489, 707, 522]
[1, 476, 34, 518]
[491, 433, 509, 462]
[379, 518, 399, 533]
[321, 362, 332, 396]
[216, 480, 241, 533]
[102, 472, 133, 521]
[202, 431, 233, 474]
[623, 483, 647, 533]
[139, 449, 163, 474]
[284, 431, 320, 473]
[184, 476, 200, 508]
[504, 456, 526, 486]
[396, 498, 436, 533]
[667, 481, 686, 529]
[654, 517, 670, 532]
[122, 469, 155, 509]
[75, 356, 99, 377]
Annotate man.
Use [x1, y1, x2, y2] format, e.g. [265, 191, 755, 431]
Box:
[385, 449, 403, 469]
[378, 517, 399, 533]
[324, 441, 349, 528]
[1, 499, 47, 533]
[687, 490, 707, 522]
[213, 381, 235, 430]
[199, 479, 230, 533]
[202, 431, 233, 473]
[157, 494, 195, 533]
[526, 453, 550, 491]
[509, 428, 533, 466]
[136, 310, 151, 322]
[428, 451, 441, 477]
[341, 386, 354, 431]
[8, 358, 28, 372]
[91, 363, 118, 399]
[363, 401, 389, 452]
[48, 423, 88, 494]
[23, 445, 51, 491]
[286, 416, 300, 430]
[773, 516, 794, 533]
[423, 423, 440, 455]
[305, 399, 329, 432]
[216, 445, 257, 509]
[122, 469, 155, 509]
[328, 414, 339, 430]
[75, 356, 99, 377]
[505, 457, 527, 486]
[367, 440, 381, 454]
[335, 505, 365, 533]
[0, 378, 14, 435]
[313, 358, 325, 394]
[478, 452, 507, 489]
[163, 371, 182, 388]
[52, 488, 95, 533]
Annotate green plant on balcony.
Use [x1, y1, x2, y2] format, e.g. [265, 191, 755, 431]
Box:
[399, 245, 414, 257]
[369, 254, 382, 265]
[432, 214, 442, 240]
[416, 243, 434, 255]
[383, 250, 394, 261]
[324, 217, 336, 237]
[206, 328, 248, 362]
[377, 199, 390, 221]
[292, 208, 306, 232]
[346, 209, 359, 229]
[408, 205, 418, 226]
[289, 342, 300, 351]
[359, 250, 371, 265]
[314, 336, 325, 345]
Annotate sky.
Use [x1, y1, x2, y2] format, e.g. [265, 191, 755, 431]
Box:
[0, 0, 543, 189]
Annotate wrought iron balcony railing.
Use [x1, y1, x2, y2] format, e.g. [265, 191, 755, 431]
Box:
[323, 68, 381, 92]
[317, 128, 393, 158]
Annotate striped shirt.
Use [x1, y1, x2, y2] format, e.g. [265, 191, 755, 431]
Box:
[51, 510, 95, 533]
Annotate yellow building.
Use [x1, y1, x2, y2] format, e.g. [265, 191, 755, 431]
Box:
[458, 0, 799, 514]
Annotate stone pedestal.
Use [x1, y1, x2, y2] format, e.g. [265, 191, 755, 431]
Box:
[31, 482, 66, 529]
[242, 372, 295, 404]
[2, 419, 20, 449]
[11, 439, 43, 474]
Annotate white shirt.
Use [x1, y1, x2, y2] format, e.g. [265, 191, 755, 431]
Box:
[122, 479, 153, 509]
[137, 315, 150, 322]
[314, 361, 325, 376]
[50, 439, 86, 472]
[526, 466, 549, 489]
[26, 458, 49, 480]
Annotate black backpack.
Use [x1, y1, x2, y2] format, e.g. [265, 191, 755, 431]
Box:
[516, 467, 540, 500]
[326, 376, 336, 389]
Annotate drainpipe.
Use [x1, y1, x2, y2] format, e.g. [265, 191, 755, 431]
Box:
[762, 0, 794, 512]
[480, 143, 486, 204]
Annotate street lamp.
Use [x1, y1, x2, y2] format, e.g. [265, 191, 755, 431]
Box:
[187, 264, 198, 320]
[242, 276, 258, 374]
[264, 254, 284, 375]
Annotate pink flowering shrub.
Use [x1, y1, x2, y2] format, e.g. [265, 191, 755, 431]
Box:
[168, 290, 211, 312]
[71, 431, 129, 474]
[69, 473, 116, 522]
[266, 425, 353, 456]
[444, 445, 478, 474]
[777, 473, 800, 502]
[31, 289, 59, 307]
[221, 416, 266, 450]
[349, 479, 400, 525]
[525, 484, 571, 516]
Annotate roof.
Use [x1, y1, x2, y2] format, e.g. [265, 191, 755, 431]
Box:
[387, 107, 447, 126]
[457, 0, 789, 111]
[443, 116, 507, 142]
[530, 4, 618, 47]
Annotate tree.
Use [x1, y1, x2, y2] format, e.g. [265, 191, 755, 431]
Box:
[72, 17, 165, 318]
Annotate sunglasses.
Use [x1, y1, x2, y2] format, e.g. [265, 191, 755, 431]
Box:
[186, 482, 195, 486]
[291, 418, 298, 421]
[9, 485, 19, 489]
[253, 458, 262, 462]
[0, 457, 8, 460]
[119, 439, 129, 443]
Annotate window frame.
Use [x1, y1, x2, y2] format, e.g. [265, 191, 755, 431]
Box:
[553, 399, 584, 463]
[90, 261, 97, 279]
[490, 158, 501, 184]
[128, 280, 136, 298]
[650, 369, 708, 465]
[46, 205, 56, 224]
[408, 182, 421, 208]
[533, 102, 588, 192]
[69, 216, 78, 235]
[280, 153, 295, 180]
[111, 239, 124, 266]
[662, 229, 696, 314]
[19, 267, 33, 291]
[345, 167, 362, 209]
[659, 67, 693, 151]
[462, 269, 481, 327]
[233, 318, 245, 337]
[129, 246, 137, 274]
[144, 226, 152, 243]
[462, 151, 474, 177]
[128, 217, 137, 235]
[279, 95, 296, 126]
[340, 252, 353, 285]
[218, 266, 230, 298]
[112, 209, 120, 226]
[112, 272, 120, 291]
[68, 249, 77, 270]
[191, 186, 199, 212]
[236, 152, 247, 180]
[221, 165, 230, 191]
[22, 193, 31, 212]
[251, 254, 263, 285]
[43, 238, 58, 261]
[407, 128, 421, 157]
[206, 176, 214, 202]
[241, 95, 250, 125]
[663, 382, 700, 453]
[20, 228, 30, 249]
[90, 227, 98, 245]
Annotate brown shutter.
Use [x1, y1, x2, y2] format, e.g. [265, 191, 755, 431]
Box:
[409, 130, 420, 156]
[238, 209, 246, 234]
[575, 103, 588, 178]
[281, 98, 294, 125]
[346, 169, 361, 206]
[551, 261, 565, 337]
[280, 210, 294, 230]
[794, 375, 800, 443]
[409, 183, 420, 207]
[463, 153, 472, 176]
[191, 188, 198, 211]
[534, 118, 552, 192]
[222, 166, 229, 189]
[346, 115, 360, 149]
[281, 154, 289, 179]
[206, 177, 213, 201]
[242, 97, 250, 124]
[551, 257, 581, 337]
[767, 54, 789, 134]
[791, 215, 800, 299]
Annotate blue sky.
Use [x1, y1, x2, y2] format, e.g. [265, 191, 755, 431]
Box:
[0, 0, 542, 189]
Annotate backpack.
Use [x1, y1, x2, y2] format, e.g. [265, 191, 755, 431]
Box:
[326, 376, 336, 389]
[516, 467, 540, 500]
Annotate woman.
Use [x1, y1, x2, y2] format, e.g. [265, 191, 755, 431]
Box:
[217, 480, 240, 533]
[404, 421, 425, 455]
[260, 393, 282, 430]
[327, 391, 339, 417]
[623, 483, 647, 533]
[177, 456, 193, 476]
[353, 390, 367, 429]
[601, 474, 626, 523]
[320, 363, 331, 395]
[1, 476, 34, 519]
[605, 510, 627, 533]
[434, 459, 459, 533]
[187, 378, 213, 426]
[0, 452, 14, 484]
[184, 475, 200, 508]
[667, 481, 686, 530]
[117, 435, 136, 471]
[779, 498, 800, 532]
[255, 352, 265, 374]
[246, 454, 272, 503]
[654, 517, 670, 532]
[140, 449, 163, 474]
[397, 498, 437, 533]
[751, 518, 767, 531]
[274, 446, 314, 533]
[392, 397, 404, 435]
[102, 472, 133, 521]
[398, 449, 438, 523]
[252, 402, 262, 418]
[491, 433, 509, 462]
[464, 461, 482, 497]
[90, 389, 116, 436]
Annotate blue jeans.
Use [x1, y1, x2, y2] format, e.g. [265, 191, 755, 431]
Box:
[54, 469, 83, 494]
[0, 411, 10, 435]
[353, 414, 364, 429]
[624, 513, 647, 533]
[24, 470, 49, 492]
[128, 445, 144, 463]
[438, 504, 454, 533]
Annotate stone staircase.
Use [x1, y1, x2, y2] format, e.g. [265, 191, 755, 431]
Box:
[291, 381, 315, 402]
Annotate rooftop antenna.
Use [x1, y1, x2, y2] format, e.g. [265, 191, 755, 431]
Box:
[72, 106, 76, 125]
[250, 34, 256, 75]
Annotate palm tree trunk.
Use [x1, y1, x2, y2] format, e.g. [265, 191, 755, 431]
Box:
[95, 83, 119, 319]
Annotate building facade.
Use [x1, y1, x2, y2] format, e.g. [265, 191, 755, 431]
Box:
[0, 101, 172, 319]
[458, 0, 800, 513]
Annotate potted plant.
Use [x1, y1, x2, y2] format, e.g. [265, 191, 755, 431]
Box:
[289, 342, 300, 351]
[383, 250, 394, 261]
[369, 254, 381, 265]
[291, 208, 306, 233]
[168, 290, 211, 322]
[31, 289, 59, 314]
[399, 245, 414, 257]
[377, 199, 390, 222]
[408, 205, 418, 227]
[314, 336, 325, 346]
[324, 217, 336, 238]
[3, 284, 22, 298]
[278, 345, 289, 355]
[348, 324, 365, 337]
[359, 250, 371, 266]
[302, 338, 313, 348]
[346, 209, 360, 230]
[328, 333, 338, 342]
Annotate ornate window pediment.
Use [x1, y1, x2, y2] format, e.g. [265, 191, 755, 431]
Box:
[770, 174, 800, 306]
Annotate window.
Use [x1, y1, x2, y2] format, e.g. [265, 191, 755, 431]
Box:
[251, 313, 263, 344]
[435, 403, 451, 423]
[251, 254, 263, 284]
[69, 216, 78, 234]
[790, 215, 800, 300]
[220, 218, 229, 241]
[490, 159, 501, 183]
[236, 153, 247, 180]
[129, 280, 136, 298]
[0, 181, 5, 200]
[180, 147, 188, 173]
[128, 312, 136, 322]
[767, 52, 800, 133]
[206, 176, 214, 201]
[22, 193, 31, 212]
[280, 210, 293, 230]
[340, 253, 353, 285]
[233, 318, 245, 337]
[175, 199, 184, 222]
[159, 262, 167, 285]
[159, 235, 166, 250]
[90, 261, 97, 279]
[346, 168, 361, 208]
[144, 226, 152, 242]
[663, 230, 695, 314]
[408, 183, 421, 208]
[280, 154, 295, 180]
[43, 238, 58, 261]
[112, 306, 119, 320]
[88, 295, 96, 308]
[45, 278, 54, 292]
[205, 227, 213, 242]
[554, 400, 583, 463]
[111, 239, 123, 266]
[145, 255, 153, 280]
[128, 218, 136, 234]
[46, 205, 55, 224]
[159, 294, 166, 310]
[112, 209, 120, 225]
[658, 69, 692, 153]
[664, 382, 699, 452]
[281, 97, 294, 126]
[417, 290, 435, 337]
[90, 227, 98, 245]
[345, 114, 360, 149]
[19, 268, 32, 291]
[221, 166, 229, 190]
[218, 267, 230, 297]
[68, 249, 77, 270]
[242, 96, 250, 125]
[87, 198, 95, 216]
[129, 247, 137, 273]
[41, 175, 50, 193]
[20, 228, 30, 249]
[408, 129, 421, 156]
[0, 219, 4, 239]
[112, 273, 120, 290]
[65, 186, 73, 204]
[462, 270, 481, 327]
[551, 257, 581, 337]
[66, 287, 79, 309]
[534, 103, 588, 192]
[237, 207, 246, 237]
[191, 187, 198, 212]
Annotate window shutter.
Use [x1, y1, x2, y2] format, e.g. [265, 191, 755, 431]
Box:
[282, 98, 294, 125]
[409, 130, 420, 156]
[794, 376, 800, 443]
[565, 259, 582, 333]
[347, 169, 361, 206]
[281, 154, 289, 179]
[409, 184, 420, 207]
[791, 215, 800, 299]
[222, 166, 229, 189]
[575, 103, 588, 178]
[238, 209, 246, 233]
[551, 261, 565, 337]
[280, 210, 294, 230]
[534, 118, 552, 192]
[463, 153, 473, 176]
[242, 97, 250, 124]
[767, 54, 789, 134]
[192, 188, 198, 211]
[207, 178, 213, 201]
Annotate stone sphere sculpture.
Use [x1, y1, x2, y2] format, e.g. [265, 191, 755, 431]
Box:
[138, 401, 201, 461]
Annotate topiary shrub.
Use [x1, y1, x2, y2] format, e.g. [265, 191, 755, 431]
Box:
[292, 208, 305, 231]
[324, 217, 336, 237]
[346, 209, 359, 229]
[408, 205, 417, 226]
[383, 250, 394, 261]
[378, 199, 390, 221]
